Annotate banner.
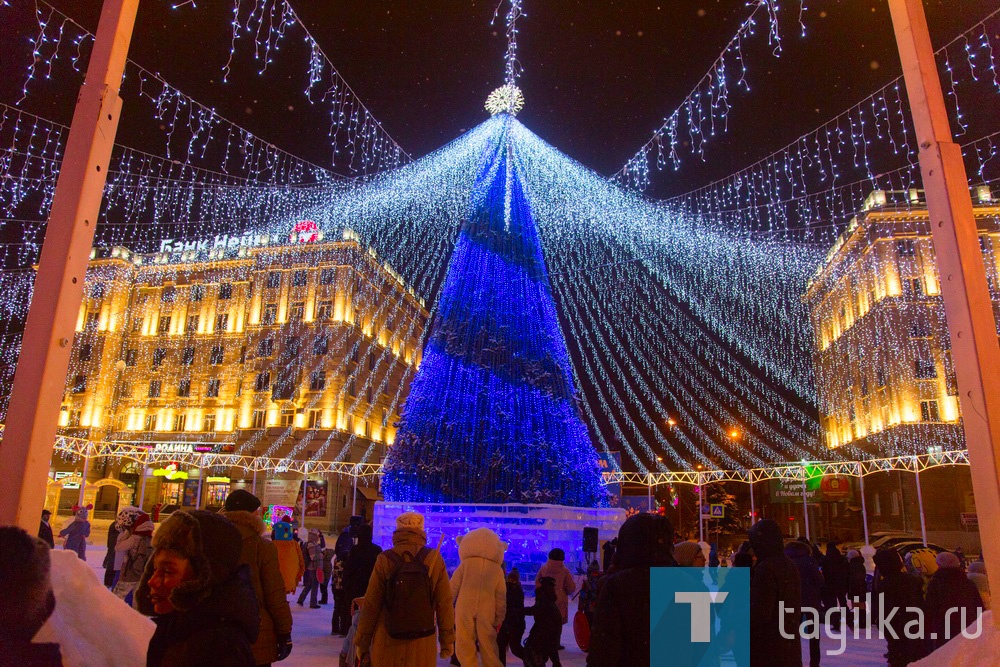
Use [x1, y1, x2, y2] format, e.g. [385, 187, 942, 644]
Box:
[263, 479, 300, 507]
[298, 479, 328, 518]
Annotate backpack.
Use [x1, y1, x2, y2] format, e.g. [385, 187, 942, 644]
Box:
[383, 547, 436, 640]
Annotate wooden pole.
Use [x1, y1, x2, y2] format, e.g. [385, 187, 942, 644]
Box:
[0, 0, 140, 529]
[889, 0, 1000, 627]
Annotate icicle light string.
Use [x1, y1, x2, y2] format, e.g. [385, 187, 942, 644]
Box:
[612, 0, 784, 189]
[658, 7, 1000, 225]
[224, 0, 410, 173]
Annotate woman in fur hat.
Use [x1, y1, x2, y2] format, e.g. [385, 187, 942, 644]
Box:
[136, 510, 260, 666]
[59, 504, 92, 561]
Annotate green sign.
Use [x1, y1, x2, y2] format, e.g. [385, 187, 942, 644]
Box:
[768, 474, 853, 502]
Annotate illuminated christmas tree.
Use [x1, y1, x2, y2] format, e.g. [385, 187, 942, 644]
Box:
[382, 122, 607, 507]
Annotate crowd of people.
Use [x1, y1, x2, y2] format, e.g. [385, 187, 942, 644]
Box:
[4, 499, 989, 667]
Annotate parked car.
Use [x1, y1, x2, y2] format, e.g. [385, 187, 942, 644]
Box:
[893, 541, 946, 558]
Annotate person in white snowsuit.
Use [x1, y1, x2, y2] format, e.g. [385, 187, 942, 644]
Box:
[450, 527, 508, 667]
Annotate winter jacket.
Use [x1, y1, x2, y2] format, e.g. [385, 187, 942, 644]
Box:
[784, 541, 824, 611]
[749, 520, 802, 667]
[343, 533, 383, 601]
[523, 596, 562, 655]
[354, 527, 455, 667]
[322, 547, 335, 580]
[587, 513, 676, 667]
[500, 578, 526, 648]
[0, 639, 62, 667]
[38, 520, 54, 549]
[223, 510, 293, 666]
[116, 533, 153, 585]
[924, 566, 984, 652]
[451, 528, 507, 667]
[146, 571, 259, 667]
[848, 556, 868, 601]
[534, 559, 575, 624]
[872, 551, 926, 666]
[59, 518, 90, 560]
[303, 538, 321, 572]
[105, 524, 121, 570]
[821, 547, 850, 600]
[275, 540, 304, 594]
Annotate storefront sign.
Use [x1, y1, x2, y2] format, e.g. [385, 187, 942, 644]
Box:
[263, 479, 301, 507]
[159, 232, 258, 254]
[769, 474, 853, 502]
[153, 443, 195, 454]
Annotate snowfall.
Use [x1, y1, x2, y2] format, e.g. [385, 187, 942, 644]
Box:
[37, 530, 1000, 666]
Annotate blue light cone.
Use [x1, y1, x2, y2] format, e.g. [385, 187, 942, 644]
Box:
[382, 127, 607, 507]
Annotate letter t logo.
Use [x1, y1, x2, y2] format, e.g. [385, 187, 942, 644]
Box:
[675, 591, 729, 642]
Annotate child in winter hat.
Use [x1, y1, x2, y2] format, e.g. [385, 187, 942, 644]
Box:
[395, 511, 425, 533]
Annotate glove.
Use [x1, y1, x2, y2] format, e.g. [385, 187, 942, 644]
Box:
[440, 644, 455, 659]
[276, 633, 293, 661]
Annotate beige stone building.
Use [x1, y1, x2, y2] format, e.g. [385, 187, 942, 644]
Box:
[50, 229, 428, 528]
[803, 188, 1000, 454]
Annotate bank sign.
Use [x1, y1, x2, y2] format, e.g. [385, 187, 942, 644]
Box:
[157, 221, 321, 254]
[769, 473, 853, 502]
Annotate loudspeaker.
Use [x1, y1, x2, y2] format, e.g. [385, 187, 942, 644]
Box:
[583, 526, 599, 553]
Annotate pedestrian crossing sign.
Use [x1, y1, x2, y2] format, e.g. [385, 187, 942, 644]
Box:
[709, 504, 724, 518]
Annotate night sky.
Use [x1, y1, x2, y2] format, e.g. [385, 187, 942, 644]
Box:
[5, 0, 996, 198]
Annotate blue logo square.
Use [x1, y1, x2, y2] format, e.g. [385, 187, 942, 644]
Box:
[650, 567, 750, 666]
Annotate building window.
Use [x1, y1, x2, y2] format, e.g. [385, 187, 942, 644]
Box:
[258, 338, 274, 357]
[368, 353, 377, 370]
[266, 272, 282, 289]
[348, 379, 357, 397]
[148, 380, 162, 398]
[921, 400, 941, 422]
[284, 336, 300, 358]
[262, 304, 277, 325]
[896, 239, 916, 257]
[255, 372, 271, 393]
[873, 492, 882, 516]
[218, 283, 233, 300]
[210, 346, 225, 365]
[909, 315, 931, 339]
[191, 284, 205, 301]
[125, 348, 138, 367]
[89, 283, 106, 299]
[203, 414, 216, 431]
[316, 301, 332, 320]
[313, 336, 328, 356]
[272, 375, 295, 401]
[206, 378, 220, 397]
[890, 492, 901, 516]
[290, 302, 304, 321]
[78, 343, 92, 362]
[162, 286, 177, 303]
[186, 314, 199, 333]
[319, 268, 336, 285]
[85, 312, 100, 330]
[177, 380, 191, 397]
[144, 414, 156, 431]
[292, 270, 308, 287]
[280, 410, 295, 428]
[859, 376, 869, 397]
[915, 358, 937, 379]
[152, 348, 167, 367]
[173, 413, 187, 432]
[310, 371, 326, 391]
[181, 346, 195, 365]
[251, 409, 266, 429]
[71, 374, 87, 394]
[876, 366, 886, 389]
[367, 387, 373, 404]
[157, 316, 171, 334]
[903, 278, 923, 298]
[67, 409, 82, 427]
[215, 313, 229, 332]
[308, 409, 323, 429]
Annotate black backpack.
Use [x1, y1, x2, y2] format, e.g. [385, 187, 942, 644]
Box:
[383, 547, 436, 640]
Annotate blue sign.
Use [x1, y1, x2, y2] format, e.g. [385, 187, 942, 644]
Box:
[651, 567, 750, 666]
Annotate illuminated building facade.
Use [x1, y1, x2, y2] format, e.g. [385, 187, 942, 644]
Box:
[804, 188, 1000, 455]
[801, 189, 998, 546]
[50, 229, 428, 527]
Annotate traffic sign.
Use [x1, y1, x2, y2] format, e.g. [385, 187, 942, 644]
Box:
[710, 504, 725, 518]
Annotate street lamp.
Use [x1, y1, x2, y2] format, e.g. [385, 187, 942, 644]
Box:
[667, 417, 677, 427]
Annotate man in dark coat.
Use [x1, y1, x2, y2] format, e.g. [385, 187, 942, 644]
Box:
[873, 549, 925, 667]
[749, 519, 802, 667]
[103, 519, 120, 588]
[38, 509, 55, 548]
[820, 542, 850, 621]
[587, 513, 676, 667]
[342, 524, 383, 605]
[785, 539, 824, 667]
[923, 551, 983, 653]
